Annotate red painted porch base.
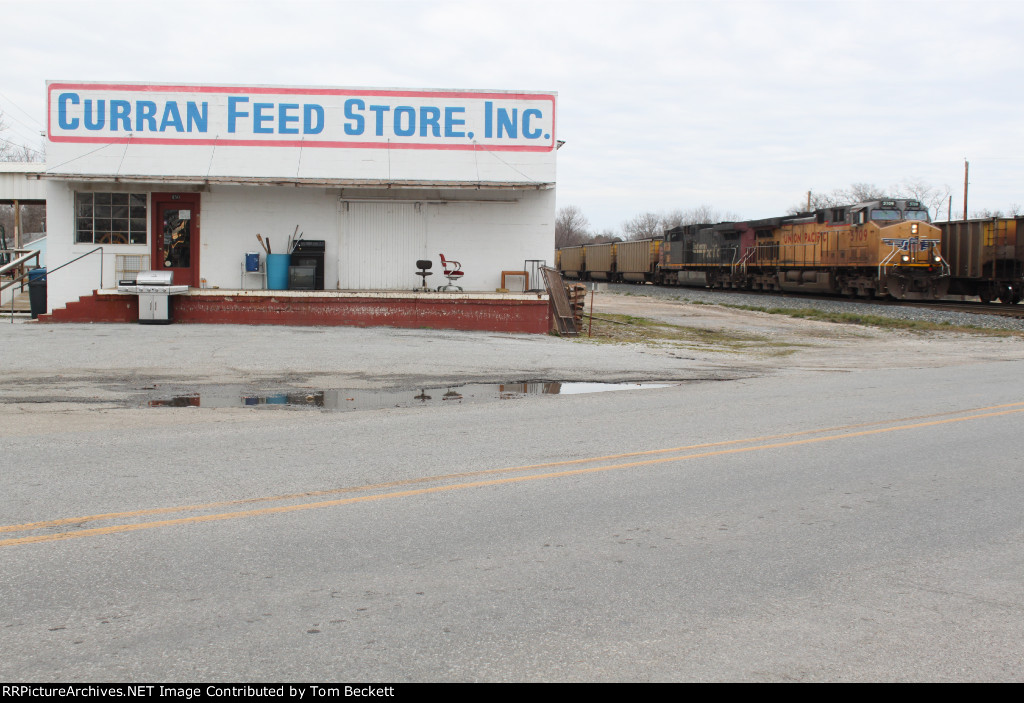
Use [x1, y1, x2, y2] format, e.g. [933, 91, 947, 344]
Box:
[40, 290, 552, 334]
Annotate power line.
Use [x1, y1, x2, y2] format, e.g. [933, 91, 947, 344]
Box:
[0, 107, 44, 140]
[0, 136, 45, 158]
[0, 90, 45, 130]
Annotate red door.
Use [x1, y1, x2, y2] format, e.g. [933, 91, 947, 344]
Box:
[152, 193, 200, 287]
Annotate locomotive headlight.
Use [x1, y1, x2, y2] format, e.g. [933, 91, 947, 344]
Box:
[911, 223, 919, 234]
[934, 256, 941, 263]
[901, 255, 910, 262]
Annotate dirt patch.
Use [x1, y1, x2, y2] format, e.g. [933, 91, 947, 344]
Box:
[587, 292, 1024, 372]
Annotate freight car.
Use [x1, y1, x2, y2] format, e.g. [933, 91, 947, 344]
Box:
[557, 239, 662, 282]
[559, 199, 951, 300]
[584, 242, 615, 280]
[937, 217, 1024, 304]
[559, 245, 585, 279]
[615, 238, 662, 282]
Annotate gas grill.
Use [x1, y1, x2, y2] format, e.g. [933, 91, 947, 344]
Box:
[117, 270, 189, 324]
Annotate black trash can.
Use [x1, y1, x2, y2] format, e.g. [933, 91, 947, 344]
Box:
[28, 268, 47, 319]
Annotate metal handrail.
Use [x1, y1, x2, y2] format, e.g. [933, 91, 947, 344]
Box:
[44, 246, 104, 281]
[878, 247, 899, 282]
[0, 250, 41, 290]
[4, 247, 103, 322]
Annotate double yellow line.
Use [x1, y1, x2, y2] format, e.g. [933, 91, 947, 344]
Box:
[3, 402, 1023, 548]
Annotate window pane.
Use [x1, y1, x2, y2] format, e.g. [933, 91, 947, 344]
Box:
[74, 191, 148, 246]
[75, 193, 93, 216]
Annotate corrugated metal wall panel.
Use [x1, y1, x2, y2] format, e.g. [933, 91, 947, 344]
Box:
[583, 243, 613, 272]
[616, 239, 657, 274]
[559, 247, 584, 273]
[941, 221, 983, 279]
[0, 170, 47, 201]
[338, 202, 426, 289]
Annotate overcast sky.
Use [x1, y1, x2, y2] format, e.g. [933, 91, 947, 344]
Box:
[1, 0, 1021, 232]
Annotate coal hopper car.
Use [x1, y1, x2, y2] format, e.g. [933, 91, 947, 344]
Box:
[937, 217, 1024, 304]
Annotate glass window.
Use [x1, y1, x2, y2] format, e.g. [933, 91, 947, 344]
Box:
[75, 192, 147, 245]
[870, 209, 901, 221]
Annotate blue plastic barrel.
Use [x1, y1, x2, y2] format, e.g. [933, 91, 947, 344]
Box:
[266, 254, 291, 290]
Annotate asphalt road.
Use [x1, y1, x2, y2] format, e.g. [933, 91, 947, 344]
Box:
[1, 320, 1022, 681]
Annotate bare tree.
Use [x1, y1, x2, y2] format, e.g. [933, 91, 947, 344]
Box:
[969, 207, 1005, 218]
[621, 205, 739, 241]
[895, 178, 951, 220]
[0, 110, 45, 162]
[622, 212, 663, 241]
[555, 205, 591, 248]
[677, 204, 738, 226]
[794, 180, 958, 218]
[0, 203, 46, 243]
[845, 182, 887, 202]
[589, 229, 621, 244]
[790, 183, 895, 214]
[660, 209, 686, 230]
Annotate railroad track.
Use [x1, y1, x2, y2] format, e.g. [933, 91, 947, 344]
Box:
[607, 282, 1024, 320]
[905, 300, 1024, 319]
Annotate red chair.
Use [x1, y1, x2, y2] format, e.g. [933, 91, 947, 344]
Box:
[438, 254, 465, 291]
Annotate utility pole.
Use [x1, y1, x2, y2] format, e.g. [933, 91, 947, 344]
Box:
[963, 159, 969, 221]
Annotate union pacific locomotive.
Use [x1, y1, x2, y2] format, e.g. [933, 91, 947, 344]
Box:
[559, 199, 976, 300]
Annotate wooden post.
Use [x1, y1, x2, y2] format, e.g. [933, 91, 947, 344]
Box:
[13, 199, 21, 249]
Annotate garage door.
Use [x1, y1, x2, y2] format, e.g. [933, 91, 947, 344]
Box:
[338, 201, 427, 289]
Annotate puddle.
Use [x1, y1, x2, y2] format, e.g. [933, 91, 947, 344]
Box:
[147, 382, 672, 411]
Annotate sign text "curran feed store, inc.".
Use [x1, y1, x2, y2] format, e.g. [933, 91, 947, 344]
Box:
[48, 83, 556, 152]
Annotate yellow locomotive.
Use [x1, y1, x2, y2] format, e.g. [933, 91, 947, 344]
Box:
[741, 199, 949, 299]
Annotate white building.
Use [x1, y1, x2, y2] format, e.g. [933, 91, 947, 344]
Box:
[41, 81, 557, 323]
